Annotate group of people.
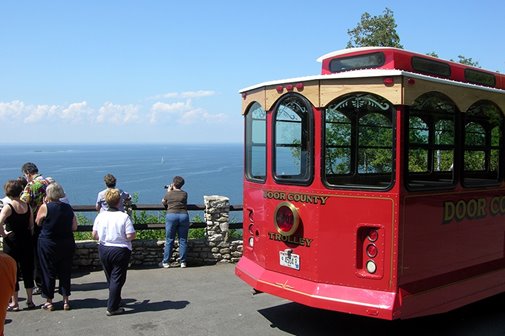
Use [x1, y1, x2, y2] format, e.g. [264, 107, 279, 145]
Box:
[0, 162, 190, 326]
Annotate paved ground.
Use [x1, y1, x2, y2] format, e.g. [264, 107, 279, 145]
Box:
[4, 263, 505, 336]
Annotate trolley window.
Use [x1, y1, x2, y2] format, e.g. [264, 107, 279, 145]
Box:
[323, 93, 394, 189]
[463, 101, 503, 186]
[329, 52, 385, 73]
[465, 69, 496, 88]
[273, 94, 313, 184]
[245, 102, 267, 182]
[406, 92, 457, 190]
[412, 57, 451, 78]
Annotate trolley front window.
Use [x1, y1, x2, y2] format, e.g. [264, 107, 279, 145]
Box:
[273, 94, 313, 184]
[323, 93, 394, 189]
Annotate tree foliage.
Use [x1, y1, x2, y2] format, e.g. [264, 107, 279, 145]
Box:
[346, 8, 403, 48]
[451, 55, 480, 67]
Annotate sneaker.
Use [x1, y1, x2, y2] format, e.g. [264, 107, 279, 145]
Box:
[158, 262, 170, 268]
[106, 307, 125, 316]
[180, 262, 187, 268]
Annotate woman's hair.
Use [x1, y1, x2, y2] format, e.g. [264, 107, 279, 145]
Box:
[4, 180, 23, 198]
[46, 182, 66, 201]
[104, 174, 117, 188]
[21, 162, 39, 175]
[105, 188, 121, 207]
[172, 176, 185, 189]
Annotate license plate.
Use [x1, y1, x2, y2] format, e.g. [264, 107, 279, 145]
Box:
[279, 251, 300, 270]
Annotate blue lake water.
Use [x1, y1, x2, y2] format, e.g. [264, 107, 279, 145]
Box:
[0, 144, 243, 207]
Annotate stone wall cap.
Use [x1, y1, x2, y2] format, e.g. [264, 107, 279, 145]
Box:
[204, 195, 230, 201]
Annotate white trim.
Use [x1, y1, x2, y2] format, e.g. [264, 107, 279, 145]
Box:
[239, 68, 505, 94]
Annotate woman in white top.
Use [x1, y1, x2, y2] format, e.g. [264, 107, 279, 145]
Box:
[92, 188, 135, 316]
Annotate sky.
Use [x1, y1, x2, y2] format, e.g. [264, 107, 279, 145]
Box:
[0, 1, 504, 144]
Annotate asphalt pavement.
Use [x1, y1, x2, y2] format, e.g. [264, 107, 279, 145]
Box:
[4, 263, 505, 336]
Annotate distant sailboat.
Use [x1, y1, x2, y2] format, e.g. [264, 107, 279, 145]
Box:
[161, 156, 165, 164]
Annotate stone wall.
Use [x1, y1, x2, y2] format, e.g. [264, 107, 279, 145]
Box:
[72, 195, 243, 269]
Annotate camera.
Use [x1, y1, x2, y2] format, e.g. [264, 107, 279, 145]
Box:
[164, 184, 173, 189]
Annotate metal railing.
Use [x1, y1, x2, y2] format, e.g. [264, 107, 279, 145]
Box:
[72, 204, 243, 232]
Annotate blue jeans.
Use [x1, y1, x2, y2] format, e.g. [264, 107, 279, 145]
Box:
[163, 213, 190, 263]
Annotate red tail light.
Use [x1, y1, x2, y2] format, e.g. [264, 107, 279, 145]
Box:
[274, 202, 299, 236]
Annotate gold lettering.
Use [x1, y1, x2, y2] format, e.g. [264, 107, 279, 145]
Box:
[478, 198, 486, 218]
[490, 197, 500, 215]
[443, 201, 455, 223]
[455, 200, 466, 221]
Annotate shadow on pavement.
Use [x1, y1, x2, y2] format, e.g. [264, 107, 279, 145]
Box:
[258, 292, 505, 336]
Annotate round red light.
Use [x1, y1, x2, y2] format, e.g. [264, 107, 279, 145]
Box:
[368, 229, 379, 242]
[285, 84, 294, 91]
[276, 206, 294, 232]
[407, 78, 416, 85]
[274, 202, 299, 236]
[276, 85, 283, 93]
[366, 244, 378, 258]
[295, 82, 304, 90]
[383, 77, 394, 86]
[241, 92, 247, 99]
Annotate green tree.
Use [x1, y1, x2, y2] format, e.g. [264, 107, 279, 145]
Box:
[451, 55, 480, 67]
[346, 8, 403, 48]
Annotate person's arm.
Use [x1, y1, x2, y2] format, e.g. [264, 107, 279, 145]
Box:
[20, 183, 32, 204]
[35, 203, 47, 226]
[95, 193, 102, 212]
[28, 205, 34, 233]
[71, 214, 78, 231]
[0, 205, 12, 237]
[125, 216, 136, 241]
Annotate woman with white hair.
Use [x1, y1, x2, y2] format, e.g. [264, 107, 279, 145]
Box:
[93, 188, 136, 316]
[35, 182, 77, 311]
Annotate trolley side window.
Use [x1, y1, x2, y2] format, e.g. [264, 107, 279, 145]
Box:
[463, 101, 503, 186]
[245, 102, 267, 182]
[323, 93, 394, 189]
[273, 94, 313, 184]
[329, 52, 385, 73]
[406, 92, 457, 190]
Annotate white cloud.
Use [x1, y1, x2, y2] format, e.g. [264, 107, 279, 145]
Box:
[61, 101, 91, 122]
[24, 104, 60, 123]
[0, 100, 25, 120]
[179, 108, 226, 125]
[96, 102, 140, 124]
[0, 89, 225, 130]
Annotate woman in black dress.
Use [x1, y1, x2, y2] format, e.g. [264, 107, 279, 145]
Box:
[35, 182, 77, 311]
[0, 179, 35, 311]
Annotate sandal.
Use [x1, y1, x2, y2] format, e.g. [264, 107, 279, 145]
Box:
[63, 303, 71, 311]
[41, 303, 54, 311]
[25, 301, 36, 310]
[7, 305, 20, 312]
